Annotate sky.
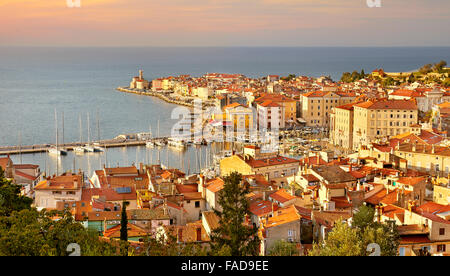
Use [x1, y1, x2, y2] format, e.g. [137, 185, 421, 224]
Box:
[1, 0, 449, 47]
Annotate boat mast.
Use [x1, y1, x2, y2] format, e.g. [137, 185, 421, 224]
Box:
[87, 112, 91, 146]
[55, 108, 59, 176]
[79, 114, 83, 144]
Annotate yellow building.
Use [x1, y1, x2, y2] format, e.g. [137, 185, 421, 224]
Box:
[223, 103, 254, 132]
[330, 101, 361, 149]
[301, 91, 356, 127]
[394, 143, 450, 177]
[220, 152, 299, 187]
[434, 184, 450, 205]
[353, 99, 418, 150]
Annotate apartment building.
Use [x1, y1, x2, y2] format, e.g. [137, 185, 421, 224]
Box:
[330, 102, 361, 149]
[34, 173, 83, 210]
[256, 100, 285, 130]
[352, 99, 418, 150]
[394, 143, 450, 177]
[254, 94, 297, 125]
[301, 91, 356, 127]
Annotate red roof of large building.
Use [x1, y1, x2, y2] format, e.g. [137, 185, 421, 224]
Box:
[354, 99, 417, 110]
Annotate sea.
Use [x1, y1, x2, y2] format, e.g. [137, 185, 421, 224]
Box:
[0, 46, 449, 176]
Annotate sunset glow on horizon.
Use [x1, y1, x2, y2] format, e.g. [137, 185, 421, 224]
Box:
[1, 0, 449, 47]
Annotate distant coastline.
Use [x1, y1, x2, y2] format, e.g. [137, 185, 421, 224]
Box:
[116, 87, 215, 109]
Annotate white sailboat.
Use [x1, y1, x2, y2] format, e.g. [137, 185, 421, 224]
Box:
[48, 109, 67, 156]
[74, 114, 86, 153]
[168, 137, 186, 149]
[83, 112, 95, 152]
[146, 124, 155, 148]
[93, 113, 105, 152]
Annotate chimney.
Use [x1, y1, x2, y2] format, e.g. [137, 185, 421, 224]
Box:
[196, 227, 202, 242]
[139, 163, 144, 174]
[263, 190, 267, 201]
[177, 228, 183, 243]
[349, 163, 353, 172]
[316, 153, 320, 165]
[271, 202, 276, 216]
[163, 199, 168, 215]
[432, 145, 435, 154]
[412, 141, 417, 152]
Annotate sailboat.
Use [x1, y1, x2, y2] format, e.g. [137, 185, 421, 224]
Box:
[82, 112, 95, 152]
[74, 114, 86, 153]
[154, 119, 166, 147]
[93, 113, 105, 152]
[146, 124, 155, 148]
[48, 109, 67, 156]
[167, 137, 186, 150]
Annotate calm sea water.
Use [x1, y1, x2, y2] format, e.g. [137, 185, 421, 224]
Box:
[0, 47, 449, 175]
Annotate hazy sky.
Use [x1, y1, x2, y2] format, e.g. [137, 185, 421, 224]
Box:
[1, 0, 449, 47]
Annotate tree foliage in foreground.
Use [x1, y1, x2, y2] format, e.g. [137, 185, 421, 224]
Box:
[0, 168, 32, 217]
[267, 240, 300, 256]
[209, 172, 260, 256]
[0, 209, 118, 256]
[309, 205, 400, 256]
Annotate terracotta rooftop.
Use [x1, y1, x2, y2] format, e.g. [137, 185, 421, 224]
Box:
[242, 155, 299, 169]
[35, 174, 82, 190]
[262, 205, 301, 229]
[354, 99, 417, 110]
[311, 165, 356, 184]
[269, 189, 296, 204]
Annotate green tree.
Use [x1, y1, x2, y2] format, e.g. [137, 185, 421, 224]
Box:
[0, 209, 117, 256]
[267, 240, 299, 256]
[360, 69, 366, 78]
[309, 206, 400, 256]
[419, 64, 433, 74]
[141, 232, 208, 256]
[0, 168, 32, 217]
[433, 60, 447, 73]
[120, 201, 130, 256]
[352, 205, 375, 230]
[353, 205, 399, 256]
[308, 220, 362, 256]
[340, 72, 352, 83]
[210, 172, 260, 256]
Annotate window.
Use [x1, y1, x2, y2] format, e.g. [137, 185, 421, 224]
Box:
[437, 244, 446, 253]
[195, 201, 200, 208]
[440, 228, 445, 236]
[288, 230, 294, 237]
[399, 247, 406, 256]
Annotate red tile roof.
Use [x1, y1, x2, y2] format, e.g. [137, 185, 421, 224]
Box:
[269, 189, 296, 204]
[354, 99, 417, 110]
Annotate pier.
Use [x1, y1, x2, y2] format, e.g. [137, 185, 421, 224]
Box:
[0, 137, 168, 156]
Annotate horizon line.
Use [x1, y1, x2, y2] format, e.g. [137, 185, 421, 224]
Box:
[1, 45, 450, 49]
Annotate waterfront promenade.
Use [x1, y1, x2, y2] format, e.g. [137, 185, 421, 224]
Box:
[116, 87, 216, 109]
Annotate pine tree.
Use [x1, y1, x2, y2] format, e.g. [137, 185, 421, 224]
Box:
[210, 172, 260, 256]
[120, 201, 129, 242]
